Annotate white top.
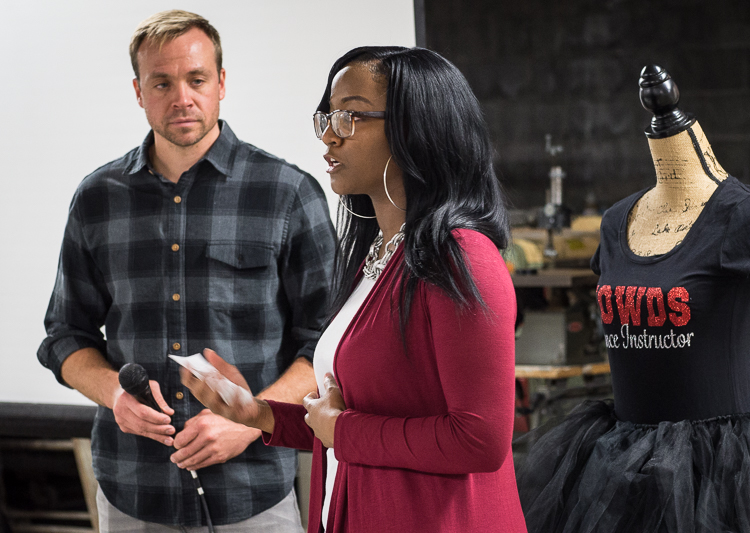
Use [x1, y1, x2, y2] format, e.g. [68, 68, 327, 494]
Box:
[313, 276, 376, 531]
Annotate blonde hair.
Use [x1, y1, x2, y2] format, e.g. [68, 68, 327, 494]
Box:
[129, 10, 222, 80]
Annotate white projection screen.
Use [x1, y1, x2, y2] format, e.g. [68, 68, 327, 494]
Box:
[1, 0, 416, 405]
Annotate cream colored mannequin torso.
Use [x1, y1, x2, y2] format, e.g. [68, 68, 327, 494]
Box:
[627, 122, 728, 256]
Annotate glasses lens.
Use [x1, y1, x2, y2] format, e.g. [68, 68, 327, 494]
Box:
[331, 111, 353, 138]
[313, 113, 327, 138]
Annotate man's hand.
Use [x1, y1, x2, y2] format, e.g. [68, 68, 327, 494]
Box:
[112, 380, 175, 446]
[170, 409, 262, 470]
[303, 374, 346, 448]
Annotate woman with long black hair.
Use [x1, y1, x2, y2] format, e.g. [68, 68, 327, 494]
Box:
[181, 46, 527, 533]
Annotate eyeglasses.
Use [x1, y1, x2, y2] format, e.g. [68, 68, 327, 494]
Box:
[313, 110, 386, 139]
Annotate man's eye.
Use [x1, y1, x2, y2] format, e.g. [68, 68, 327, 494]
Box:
[155, 83, 168, 89]
[193, 79, 205, 86]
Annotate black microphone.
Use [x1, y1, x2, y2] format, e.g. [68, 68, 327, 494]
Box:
[117, 362, 215, 532]
[118, 363, 162, 412]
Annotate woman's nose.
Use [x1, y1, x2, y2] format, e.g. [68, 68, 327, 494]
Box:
[320, 122, 342, 145]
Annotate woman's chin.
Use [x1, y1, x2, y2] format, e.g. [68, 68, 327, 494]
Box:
[330, 181, 353, 197]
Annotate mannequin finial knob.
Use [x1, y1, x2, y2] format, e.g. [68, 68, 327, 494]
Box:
[639, 65, 695, 139]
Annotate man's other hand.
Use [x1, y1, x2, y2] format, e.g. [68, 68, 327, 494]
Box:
[170, 409, 261, 470]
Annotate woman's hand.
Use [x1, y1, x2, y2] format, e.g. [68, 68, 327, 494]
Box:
[180, 349, 273, 433]
[302, 373, 346, 448]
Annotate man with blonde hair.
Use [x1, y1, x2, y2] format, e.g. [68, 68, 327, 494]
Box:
[39, 10, 334, 532]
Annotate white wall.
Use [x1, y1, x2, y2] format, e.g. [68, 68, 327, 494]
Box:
[0, 1, 415, 405]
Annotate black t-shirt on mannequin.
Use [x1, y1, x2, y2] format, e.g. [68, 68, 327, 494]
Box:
[592, 175, 750, 423]
[516, 175, 750, 533]
[516, 65, 750, 533]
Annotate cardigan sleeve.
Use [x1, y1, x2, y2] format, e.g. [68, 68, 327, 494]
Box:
[262, 399, 316, 451]
[333, 230, 517, 474]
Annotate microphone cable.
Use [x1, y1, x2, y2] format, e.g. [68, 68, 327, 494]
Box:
[119, 363, 215, 533]
[190, 470, 214, 533]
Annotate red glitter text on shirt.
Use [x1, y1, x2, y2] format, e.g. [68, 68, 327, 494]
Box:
[645, 287, 667, 327]
[596, 285, 690, 327]
[667, 287, 691, 326]
[597, 285, 614, 324]
[615, 286, 648, 326]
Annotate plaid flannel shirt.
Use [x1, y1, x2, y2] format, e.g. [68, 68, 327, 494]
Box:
[38, 121, 336, 526]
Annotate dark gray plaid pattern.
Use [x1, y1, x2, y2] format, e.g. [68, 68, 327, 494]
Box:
[38, 121, 335, 526]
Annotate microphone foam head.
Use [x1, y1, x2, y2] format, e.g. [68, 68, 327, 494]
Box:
[118, 363, 150, 396]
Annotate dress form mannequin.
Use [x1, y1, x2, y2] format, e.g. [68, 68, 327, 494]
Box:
[627, 65, 728, 256]
[516, 64, 750, 533]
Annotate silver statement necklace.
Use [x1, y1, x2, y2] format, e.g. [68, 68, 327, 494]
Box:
[363, 224, 406, 280]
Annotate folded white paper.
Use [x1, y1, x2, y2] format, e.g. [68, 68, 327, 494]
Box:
[169, 353, 252, 407]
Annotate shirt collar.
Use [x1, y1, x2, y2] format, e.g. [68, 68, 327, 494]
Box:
[127, 120, 238, 177]
[127, 131, 154, 175]
[202, 120, 236, 177]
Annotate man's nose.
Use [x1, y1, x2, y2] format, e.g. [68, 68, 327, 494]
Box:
[172, 82, 193, 108]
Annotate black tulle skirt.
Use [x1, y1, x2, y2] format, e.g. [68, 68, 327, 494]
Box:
[514, 400, 750, 533]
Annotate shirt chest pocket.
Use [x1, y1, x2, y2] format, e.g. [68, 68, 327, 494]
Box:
[204, 243, 277, 312]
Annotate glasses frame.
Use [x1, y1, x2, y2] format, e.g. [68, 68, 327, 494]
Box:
[313, 109, 386, 139]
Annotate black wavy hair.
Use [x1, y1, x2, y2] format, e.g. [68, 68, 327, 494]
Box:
[319, 46, 510, 333]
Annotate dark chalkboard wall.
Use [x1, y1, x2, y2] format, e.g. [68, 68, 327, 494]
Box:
[423, 0, 750, 212]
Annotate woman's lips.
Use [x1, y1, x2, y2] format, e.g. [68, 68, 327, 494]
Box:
[324, 155, 342, 173]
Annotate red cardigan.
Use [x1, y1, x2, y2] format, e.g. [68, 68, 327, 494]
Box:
[264, 229, 526, 532]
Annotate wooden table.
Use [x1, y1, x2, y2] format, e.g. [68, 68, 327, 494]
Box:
[515, 362, 611, 429]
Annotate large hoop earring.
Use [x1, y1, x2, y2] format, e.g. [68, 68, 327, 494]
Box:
[383, 156, 406, 212]
[338, 196, 377, 219]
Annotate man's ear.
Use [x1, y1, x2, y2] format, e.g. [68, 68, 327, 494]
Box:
[133, 78, 143, 108]
[219, 68, 226, 101]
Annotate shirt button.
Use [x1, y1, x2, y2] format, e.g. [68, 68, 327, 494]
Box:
[172, 293, 180, 301]
[171, 243, 180, 252]
[175, 392, 184, 400]
[172, 342, 181, 351]
[174, 196, 182, 204]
